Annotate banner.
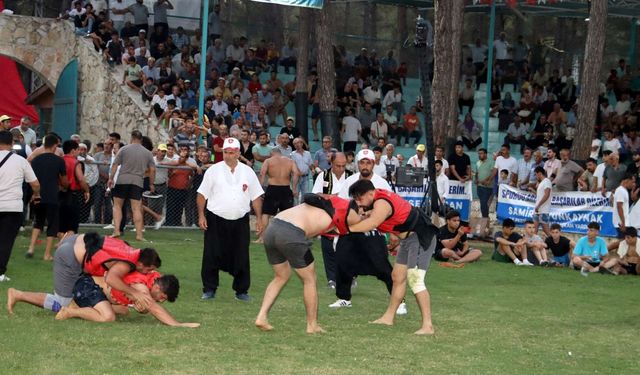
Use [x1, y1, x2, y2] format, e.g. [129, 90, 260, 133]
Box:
[251, 0, 324, 9]
[396, 180, 473, 221]
[496, 185, 615, 237]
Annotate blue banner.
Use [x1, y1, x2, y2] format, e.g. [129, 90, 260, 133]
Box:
[250, 0, 324, 9]
[396, 180, 472, 221]
[496, 185, 615, 237]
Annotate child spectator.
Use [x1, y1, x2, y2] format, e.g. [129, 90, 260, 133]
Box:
[141, 77, 158, 105]
[571, 222, 609, 276]
[492, 218, 527, 265]
[545, 223, 575, 267]
[522, 220, 548, 266]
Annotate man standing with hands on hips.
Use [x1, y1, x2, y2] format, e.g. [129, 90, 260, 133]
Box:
[197, 138, 264, 301]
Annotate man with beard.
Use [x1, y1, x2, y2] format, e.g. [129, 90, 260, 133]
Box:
[328, 149, 407, 315]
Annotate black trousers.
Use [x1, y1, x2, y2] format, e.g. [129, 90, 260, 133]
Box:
[320, 236, 336, 282]
[0, 212, 23, 275]
[166, 187, 187, 226]
[335, 232, 393, 301]
[201, 212, 251, 294]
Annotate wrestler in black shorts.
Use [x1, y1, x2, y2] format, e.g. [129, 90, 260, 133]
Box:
[262, 185, 294, 216]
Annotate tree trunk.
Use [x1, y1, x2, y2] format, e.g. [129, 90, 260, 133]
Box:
[431, 0, 453, 147]
[446, 0, 465, 145]
[573, 0, 608, 160]
[316, 0, 339, 149]
[295, 7, 311, 142]
[396, 5, 407, 64]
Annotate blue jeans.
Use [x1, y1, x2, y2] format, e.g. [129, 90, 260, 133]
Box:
[553, 254, 570, 266]
[477, 185, 493, 218]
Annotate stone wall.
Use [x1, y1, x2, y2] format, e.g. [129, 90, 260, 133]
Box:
[0, 14, 162, 143]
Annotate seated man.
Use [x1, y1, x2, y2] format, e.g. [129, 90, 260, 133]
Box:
[7, 232, 160, 314]
[492, 218, 528, 266]
[522, 220, 549, 266]
[601, 227, 640, 275]
[434, 210, 482, 263]
[55, 271, 199, 327]
[545, 223, 575, 266]
[572, 222, 609, 276]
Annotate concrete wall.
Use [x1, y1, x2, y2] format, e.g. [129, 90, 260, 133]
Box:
[0, 14, 161, 143]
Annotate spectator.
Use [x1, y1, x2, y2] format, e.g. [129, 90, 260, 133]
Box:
[122, 56, 143, 93]
[274, 133, 292, 157]
[522, 220, 548, 266]
[545, 223, 575, 267]
[604, 227, 640, 275]
[238, 129, 255, 167]
[578, 157, 597, 192]
[458, 79, 475, 113]
[372, 146, 387, 178]
[382, 85, 403, 118]
[457, 113, 483, 150]
[572, 222, 609, 276]
[126, 0, 150, 34]
[382, 105, 399, 144]
[514, 148, 534, 190]
[433, 160, 449, 226]
[59, 140, 90, 237]
[543, 148, 561, 184]
[475, 148, 494, 235]
[492, 218, 527, 265]
[291, 138, 312, 202]
[381, 144, 399, 179]
[467, 38, 488, 72]
[492, 144, 518, 187]
[554, 149, 584, 192]
[407, 144, 427, 170]
[602, 129, 622, 154]
[341, 107, 361, 153]
[504, 116, 528, 153]
[434, 210, 482, 263]
[532, 166, 552, 237]
[141, 77, 158, 105]
[77, 142, 99, 224]
[400, 106, 422, 147]
[17, 116, 36, 148]
[208, 3, 222, 40]
[362, 81, 382, 112]
[370, 112, 388, 143]
[280, 40, 297, 74]
[602, 152, 627, 193]
[104, 31, 124, 66]
[166, 148, 193, 227]
[613, 173, 635, 238]
[252, 132, 272, 174]
[380, 50, 398, 75]
[448, 141, 471, 182]
[592, 150, 612, 192]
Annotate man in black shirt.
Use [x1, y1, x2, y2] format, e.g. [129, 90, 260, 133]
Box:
[545, 223, 575, 266]
[279, 117, 301, 142]
[239, 129, 255, 166]
[493, 218, 527, 265]
[27, 135, 69, 260]
[448, 141, 472, 182]
[435, 210, 482, 263]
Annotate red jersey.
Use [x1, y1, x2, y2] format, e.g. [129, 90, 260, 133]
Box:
[321, 196, 352, 237]
[83, 236, 141, 276]
[212, 136, 224, 163]
[63, 155, 81, 191]
[373, 189, 412, 234]
[110, 271, 161, 305]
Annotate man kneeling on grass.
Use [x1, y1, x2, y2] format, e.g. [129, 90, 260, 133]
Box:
[434, 210, 482, 264]
[56, 271, 199, 328]
[492, 219, 530, 266]
[571, 222, 609, 277]
[522, 220, 549, 266]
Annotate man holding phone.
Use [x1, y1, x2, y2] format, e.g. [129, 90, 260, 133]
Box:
[434, 210, 482, 263]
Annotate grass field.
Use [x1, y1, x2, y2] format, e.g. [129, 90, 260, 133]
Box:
[1, 229, 639, 374]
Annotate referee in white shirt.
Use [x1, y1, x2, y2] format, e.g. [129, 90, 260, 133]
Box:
[197, 137, 264, 301]
[0, 131, 40, 282]
[311, 152, 351, 288]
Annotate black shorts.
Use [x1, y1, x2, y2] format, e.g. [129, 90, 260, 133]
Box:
[311, 103, 320, 119]
[72, 275, 108, 308]
[112, 183, 143, 201]
[263, 219, 314, 269]
[433, 247, 468, 262]
[33, 203, 60, 237]
[58, 191, 81, 234]
[624, 263, 638, 275]
[262, 185, 293, 216]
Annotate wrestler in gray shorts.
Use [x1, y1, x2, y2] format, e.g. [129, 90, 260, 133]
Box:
[45, 234, 82, 311]
[263, 219, 314, 269]
[395, 232, 436, 271]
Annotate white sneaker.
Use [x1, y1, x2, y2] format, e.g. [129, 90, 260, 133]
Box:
[396, 302, 407, 315]
[130, 228, 145, 232]
[521, 259, 534, 266]
[514, 259, 523, 266]
[328, 299, 352, 308]
[103, 224, 115, 229]
[580, 266, 590, 277]
[0, 274, 11, 282]
[154, 217, 165, 230]
[19, 226, 25, 232]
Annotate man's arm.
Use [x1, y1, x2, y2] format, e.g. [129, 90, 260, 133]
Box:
[147, 165, 156, 192]
[197, 193, 207, 230]
[450, 165, 463, 181]
[104, 262, 153, 310]
[534, 187, 551, 213]
[74, 163, 90, 202]
[441, 227, 465, 249]
[259, 159, 269, 186]
[617, 201, 626, 229]
[348, 200, 393, 233]
[252, 196, 263, 235]
[130, 284, 198, 327]
[291, 161, 300, 195]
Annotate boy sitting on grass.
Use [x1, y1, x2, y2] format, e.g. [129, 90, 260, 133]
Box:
[492, 218, 530, 266]
[522, 220, 549, 266]
[545, 223, 575, 267]
[571, 222, 609, 277]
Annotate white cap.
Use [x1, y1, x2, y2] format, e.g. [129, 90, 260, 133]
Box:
[222, 137, 240, 150]
[356, 149, 375, 162]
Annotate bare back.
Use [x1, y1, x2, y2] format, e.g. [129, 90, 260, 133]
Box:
[265, 155, 295, 186]
[274, 204, 333, 238]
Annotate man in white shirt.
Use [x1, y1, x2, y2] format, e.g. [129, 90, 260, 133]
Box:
[380, 144, 399, 179]
[0, 130, 40, 282]
[533, 166, 553, 238]
[341, 107, 361, 153]
[591, 136, 602, 159]
[613, 174, 634, 239]
[330, 149, 406, 314]
[433, 159, 449, 227]
[602, 129, 622, 154]
[592, 150, 611, 192]
[615, 92, 631, 116]
[494, 32, 510, 64]
[407, 144, 427, 170]
[212, 93, 229, 118]
[312, 152, 350, 288]
[382, 86, 404, 118]
[109, 0, 129, 34]
[362, 81, 382, 112]
[197, 138, 264, 302]
[17, 116, 36, 148]
[492, 144, 518, 186]
[504, 116, 528, 153]
[372, 146, 387, 178]
[468, 38, 488, 70]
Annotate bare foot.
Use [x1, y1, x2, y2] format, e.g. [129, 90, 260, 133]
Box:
[112, 232, 121, 238]
[55, 306, 72, 321]
[414, 326, 435, 335]
[306, 325, 326, 334]
[255, 319, 274, 331]
[43, 255, 53, 261]
[135, 237, 146, 242]
[7, 288, 17, 314]
[370, 316, 394, 326]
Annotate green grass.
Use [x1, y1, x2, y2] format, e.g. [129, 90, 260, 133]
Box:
[1, 229, 639, 374]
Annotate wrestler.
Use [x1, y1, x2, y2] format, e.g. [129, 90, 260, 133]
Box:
[55, 271, 199, 328]
[255, 193, 359, 334]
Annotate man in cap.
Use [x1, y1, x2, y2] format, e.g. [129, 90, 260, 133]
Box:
[197, 137, 264, 301]
[0, 115, 11, 131]
[407, 144, 427, 169]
